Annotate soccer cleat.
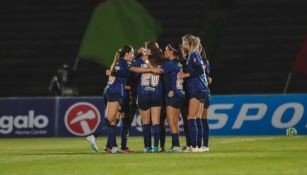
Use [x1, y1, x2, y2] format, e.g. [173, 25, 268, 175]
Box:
[86, 135, 99, 152]
[192, 147, 201, 152]
[104, 147, 112, 153]
[182, 146, 192, 152]
[152, 146, 159, 153]
[200, 146, 209, 152]
[144, 147, 152, 153]
[111, 147, 121, 153]
[195, 147, 203, 152]
[121, 147, 134, 154]
[160, 146, 166, 152]
[167, 146, 182, 153]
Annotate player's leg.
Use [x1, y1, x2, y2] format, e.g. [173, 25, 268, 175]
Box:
[186, 97, 203, 152]
[159, 106, 166, 152]
[150, 95, 163, 153]
[140, 109, 151, 152]
[121, 92, 137, 153]
[105, 111, 120, 153]
[87, 91, 108, 152]
[201, 90, 211, 152]
[138, 95, 152, 152]
[106, 101, 121, 153]
[120, 91, 131, 153]
[166, 106, 181, 152]
[181, 100, 191, 151]
[166, 96, 184, 152]
[151, 106, 161, 153]
[196, 103, 204, 149]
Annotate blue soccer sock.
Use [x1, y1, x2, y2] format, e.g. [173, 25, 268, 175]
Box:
[184, 123, 190, 146]
[106, 132, 118, 148]
[105, 119, 111, 148]
[172, 133, 180, 147]
[153, 124, 161, 147]
[160, 124, 166, 148]
[202, 119, 209, 147]
[196, 118, 203, 148]
[93, 116, 108, 138]
[188, 119, 197, 148]
[121, 118, 129, 150]
[107, 124, 116, 147]
[106, 132, 111, 148]
[149, 125, 152, 147]
[143, 124, 151, 148]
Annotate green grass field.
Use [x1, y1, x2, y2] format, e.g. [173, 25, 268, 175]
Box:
[0, 136, 307, 175]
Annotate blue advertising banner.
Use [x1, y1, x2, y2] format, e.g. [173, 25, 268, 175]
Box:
[1, 94, 306, 137]
[207, 94, 307, 135]
[0, 98, 55, 137]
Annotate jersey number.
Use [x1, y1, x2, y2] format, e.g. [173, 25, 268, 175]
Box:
[176, 73, 183, 89]
[141, 74, 159, 86]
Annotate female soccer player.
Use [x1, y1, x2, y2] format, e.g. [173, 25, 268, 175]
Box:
[162, 43, 185, 152]
[145, 42, 167, 152]
[134, 45, 164, 153]
[87, 50, 121, 153]
[179, 34, 208, 152]
[104, 45, 135, 153]
[199, 44, 212, 152]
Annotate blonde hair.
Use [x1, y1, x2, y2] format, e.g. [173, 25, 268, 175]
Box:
[193, 36, 201, 53]
[182, 34, 200, 53]
[182, 34, 194, 46]
[110, 49, 121, 71]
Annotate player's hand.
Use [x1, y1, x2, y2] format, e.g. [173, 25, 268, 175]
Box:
[152, 67, 163, 74]
[178, 71, 187, 79]
[106, 70, 111, 76]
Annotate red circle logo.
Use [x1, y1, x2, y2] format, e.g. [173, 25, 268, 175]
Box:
[64, 102, 101, 136]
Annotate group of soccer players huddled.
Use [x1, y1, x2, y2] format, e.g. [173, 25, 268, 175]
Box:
[87, 34, 212, 153]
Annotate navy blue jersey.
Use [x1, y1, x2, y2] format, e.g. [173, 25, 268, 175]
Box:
[186, 51, 208, 94]
[148, 72, 162, 96]
[162, 59, 185, 97]
[106, 59, 132, 97]
[180, 57, 189, 97]
[133, 57, 162, 96]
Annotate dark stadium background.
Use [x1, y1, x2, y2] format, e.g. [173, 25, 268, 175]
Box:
[0, 0, 306, 97]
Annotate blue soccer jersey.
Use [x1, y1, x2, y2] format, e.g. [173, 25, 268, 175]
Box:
[149, 72, 163, 96]
[106, 59, 132, 97]
[162, 59, 185, 97]
[133, 57, 162, 96]
[185, 51, 209, 95]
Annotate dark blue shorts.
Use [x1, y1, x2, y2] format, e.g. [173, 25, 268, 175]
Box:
[189, 90, 206, 103]
[166, 96, 185, 109]
[119, 91, 130, 113]
[106, 92, 122, 104]
[137, 94, 162, 111]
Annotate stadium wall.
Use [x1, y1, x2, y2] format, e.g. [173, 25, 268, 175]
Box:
[0, 94, 306, 138]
